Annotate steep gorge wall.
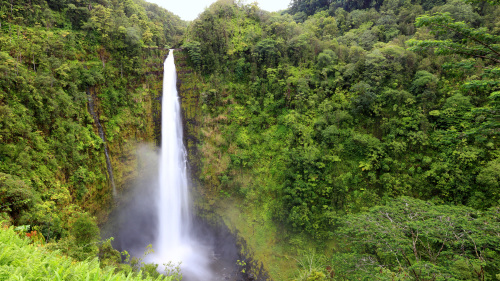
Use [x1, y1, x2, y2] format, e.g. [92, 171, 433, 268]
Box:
[173, 50, 203, 182]
[174, 50, 270, 280]
[97, 48, 168, 203]
[90, 47, 170, 221]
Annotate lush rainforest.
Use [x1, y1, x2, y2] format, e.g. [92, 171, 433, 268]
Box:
[1, 0, 183, 279]
[1, 0, 500, 280]
[181, 0, 500, 279]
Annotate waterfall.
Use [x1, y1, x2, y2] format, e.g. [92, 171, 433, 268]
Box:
[153, 50, 212, 280]
[87, 88, 117, 198]
[157, 49, 190, 257]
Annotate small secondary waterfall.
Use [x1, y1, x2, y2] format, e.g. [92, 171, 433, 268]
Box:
[152, 50, 211, 280]
[87, 88, 117, 198]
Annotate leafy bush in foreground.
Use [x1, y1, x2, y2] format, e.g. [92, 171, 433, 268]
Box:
[0, 226, 171, 281]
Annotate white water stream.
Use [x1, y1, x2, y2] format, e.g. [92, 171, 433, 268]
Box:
[150, 50, 212, 280]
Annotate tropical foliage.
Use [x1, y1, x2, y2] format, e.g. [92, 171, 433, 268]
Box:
[180, 0, 500, 278]
[1, 0, 500, 279]
[0, 225, 175, 280]
[0, 0, 184, 276]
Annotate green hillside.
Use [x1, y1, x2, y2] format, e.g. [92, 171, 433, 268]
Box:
[0, 0, 184, 275]
[179, 0, 500, 279]
[1, 0, 500, 280]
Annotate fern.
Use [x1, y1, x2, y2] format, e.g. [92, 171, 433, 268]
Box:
[0, 227, 172, 281]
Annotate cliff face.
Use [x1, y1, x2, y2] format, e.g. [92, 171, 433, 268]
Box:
[103, 48, 170, 204]
[174, 49, 271, 280]
[173, 50, 203, 185]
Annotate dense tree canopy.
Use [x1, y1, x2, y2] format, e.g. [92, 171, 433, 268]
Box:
[181, 0, 500, 278]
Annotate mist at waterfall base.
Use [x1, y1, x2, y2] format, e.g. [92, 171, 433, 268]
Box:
[102, 51, 242, 280]
[102, 145, 241, 280]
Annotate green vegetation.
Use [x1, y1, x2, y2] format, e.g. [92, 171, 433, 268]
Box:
[336, 197, 500, 279]
[1, 0, 500, 279]
[0, 224, 177, 280]
[0, 0, 184, 277]
[179, 0, 500, 279]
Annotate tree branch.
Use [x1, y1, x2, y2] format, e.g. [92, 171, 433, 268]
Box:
[433, 22, 500, 63]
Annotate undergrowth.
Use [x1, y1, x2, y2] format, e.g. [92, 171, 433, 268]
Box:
[0, 226, 172, 281]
